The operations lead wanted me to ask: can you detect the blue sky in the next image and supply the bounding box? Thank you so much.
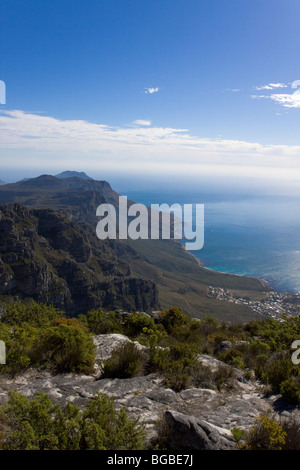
[1,0,300,193]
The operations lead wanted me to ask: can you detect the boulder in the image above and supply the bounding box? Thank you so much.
[217,340,232,354]
[164,410,235,450]
[93,333,147,362]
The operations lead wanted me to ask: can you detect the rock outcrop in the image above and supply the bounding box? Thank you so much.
[165,410,235,450]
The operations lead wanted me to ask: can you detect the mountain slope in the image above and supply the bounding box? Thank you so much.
[0,203,158,315]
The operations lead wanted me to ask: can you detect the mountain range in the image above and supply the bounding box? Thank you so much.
[0,172,269,321]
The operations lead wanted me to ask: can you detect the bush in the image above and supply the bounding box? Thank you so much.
[280,378,300,404]
[280,417,300,450]
[134,324,166,348]
[256,315,300,351]
[0,391,145,450]
[159,307,189,334]
[218,349,245,370]
[31,323,96,373]
[0,391,59,450]
[241,340,270,373]
[231,427,246,446]
[123,312,156,338]
[0,300,64,327]
[0,324,39,374]
[149,343,197,392]
[241,414,287,450]
[261,352,294,393]
[81,393,145,450]
[80,309,121,335]
[213,364,234,391]
[102,342,146,379]
[189,363,215,390]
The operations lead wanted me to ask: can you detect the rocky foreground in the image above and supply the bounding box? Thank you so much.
[0,333,299,450]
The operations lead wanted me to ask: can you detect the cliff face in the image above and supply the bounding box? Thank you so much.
[0,203,158,315]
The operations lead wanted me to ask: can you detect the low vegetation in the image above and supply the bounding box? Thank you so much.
[1,300,300,450]
[0,391,145,450]
[1,301,300,400]
[232,412,300,450]
[0,300,96,374]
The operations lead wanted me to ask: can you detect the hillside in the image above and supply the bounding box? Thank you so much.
[0,174,270,321]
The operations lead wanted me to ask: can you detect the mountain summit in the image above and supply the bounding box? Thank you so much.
[55,171,93,180]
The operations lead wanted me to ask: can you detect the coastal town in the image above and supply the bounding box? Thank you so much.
[208,286,300,318]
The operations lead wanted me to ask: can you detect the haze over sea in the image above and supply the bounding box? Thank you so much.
[123,187,300,295]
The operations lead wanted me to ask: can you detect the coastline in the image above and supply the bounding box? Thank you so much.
[179,241,273,292]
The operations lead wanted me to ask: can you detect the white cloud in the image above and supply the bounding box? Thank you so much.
[144,87,159,94]
[1,110,300,187]
[252,89,300,108]
[225,88,241,92]
[132,119,152,126]
[268,89,300,108]
[256,83,288,90]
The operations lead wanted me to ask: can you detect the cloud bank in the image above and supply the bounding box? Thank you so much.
[0,110,300,188]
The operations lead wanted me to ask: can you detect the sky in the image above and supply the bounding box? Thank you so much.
[1,0,300,194]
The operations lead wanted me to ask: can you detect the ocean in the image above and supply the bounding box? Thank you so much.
[124,189,300,294]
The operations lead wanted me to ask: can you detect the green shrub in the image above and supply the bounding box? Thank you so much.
[241,340,270,373]
[123,312,156,338]
[199,316,220,336]
[261,352,294,393]
[0,391,58,450]
[241,414,287,450]
[0,391,145,450]
[81,393,145,450]
[134,323,166,348]
[213,364,234,391]
[280,378,300,404]
[0,300,64,327]
[31,323,96,373]
[280,417,300,450]
[0,324,39,374]
[218,349,245,369]
[254,315,300,351]
[159,307,189,334]
[102,342,146,379]
[80,309,121,335]
[149,343,197,392]
[231,427,246,446]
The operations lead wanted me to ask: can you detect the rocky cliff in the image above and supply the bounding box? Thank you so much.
[0,203,158,315]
